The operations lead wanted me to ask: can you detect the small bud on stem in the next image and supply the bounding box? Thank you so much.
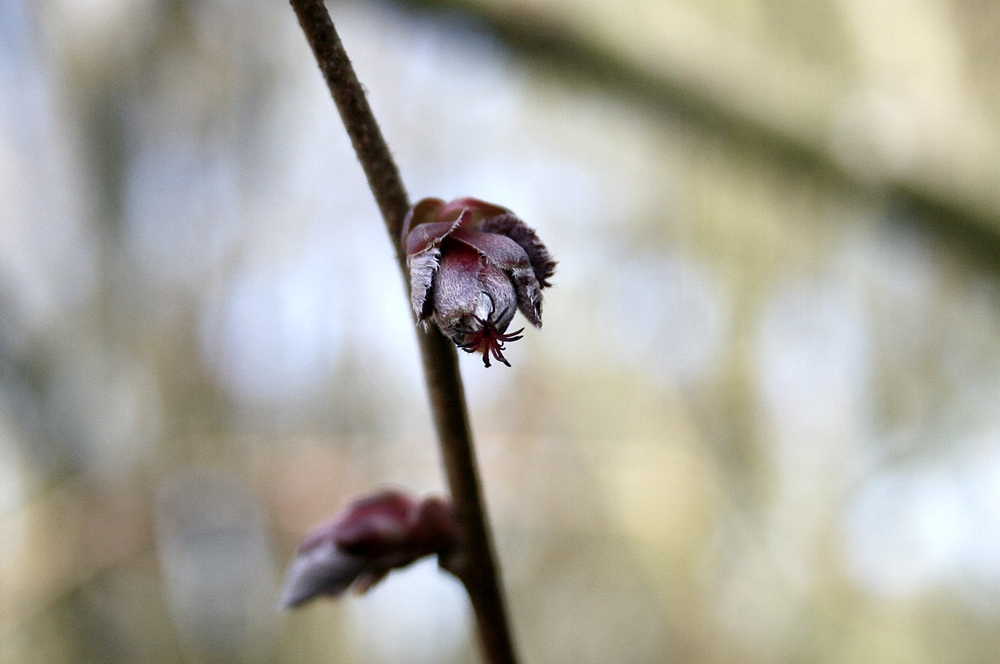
[278,490,457,608]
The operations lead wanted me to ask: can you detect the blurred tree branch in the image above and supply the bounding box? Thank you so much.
[399,0,1000,269]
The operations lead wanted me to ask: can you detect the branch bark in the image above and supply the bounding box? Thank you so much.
[287,2,518,662]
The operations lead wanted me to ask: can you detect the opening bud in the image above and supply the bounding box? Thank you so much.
[403,198,555,367]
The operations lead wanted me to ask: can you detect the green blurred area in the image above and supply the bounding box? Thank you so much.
[3,0,1000,662]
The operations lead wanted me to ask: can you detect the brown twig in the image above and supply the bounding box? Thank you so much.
[287,2,518,663]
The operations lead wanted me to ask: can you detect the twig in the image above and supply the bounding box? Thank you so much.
[287,2,518,663]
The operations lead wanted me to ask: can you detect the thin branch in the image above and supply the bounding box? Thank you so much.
[287,2,518,663]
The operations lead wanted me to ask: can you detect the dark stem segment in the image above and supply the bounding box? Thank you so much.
[416,328,517,664]
[287,2,518,663]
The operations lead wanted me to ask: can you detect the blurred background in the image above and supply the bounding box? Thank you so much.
[3,0,1000,661]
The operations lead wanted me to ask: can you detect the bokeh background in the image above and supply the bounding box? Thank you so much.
[4,0,1000,661]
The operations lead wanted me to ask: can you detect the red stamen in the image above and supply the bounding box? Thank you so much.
[456,320,524,367]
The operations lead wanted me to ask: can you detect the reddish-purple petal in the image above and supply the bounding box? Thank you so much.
[450,228,532,271]
[451,228,543,327]
[333,491,415,555]
[437,197,510,228]
[401,198,445,242]
[432,243,490,323]
[405,220,461,256]
[479,214,556,288]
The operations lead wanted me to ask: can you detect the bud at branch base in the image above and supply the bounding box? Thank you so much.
[278,490,457,608]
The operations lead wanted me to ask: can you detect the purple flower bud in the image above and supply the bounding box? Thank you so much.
[403,198,556,367]
[278,490,457,608]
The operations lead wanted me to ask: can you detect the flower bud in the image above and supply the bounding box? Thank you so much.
[403,198,555,367]
[278,490,457,608]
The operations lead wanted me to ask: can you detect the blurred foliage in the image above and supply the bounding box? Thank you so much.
[3,0,1000,662]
